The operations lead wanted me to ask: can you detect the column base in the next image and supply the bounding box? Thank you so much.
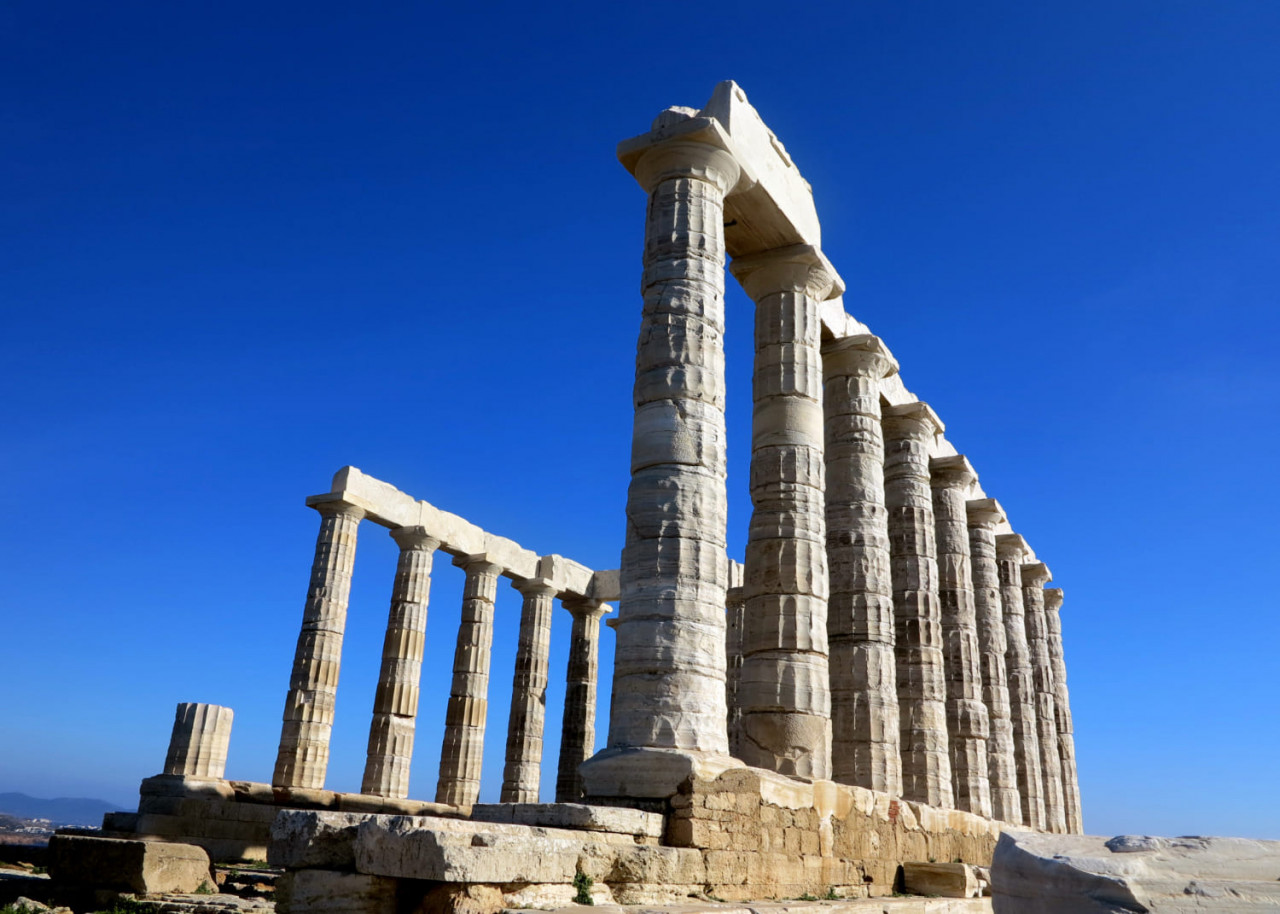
[580,747,744,802]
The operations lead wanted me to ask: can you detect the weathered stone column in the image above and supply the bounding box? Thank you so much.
[557,599,609,802]
[584,122,744,798]
[995,534,1045,830]
[1045,587,1084,833]
[929,456,991,817]
[165,703,233,779]
[436,555,502,808]
[882,402,953,808]
[966,499,1022,824]
[1023,562,1067,834]
[731,244,836,780]
[362,527,439,798]
[823,334,902,794]
[273,498,364,789]
[725,586,746,760]
[500,577,557,803]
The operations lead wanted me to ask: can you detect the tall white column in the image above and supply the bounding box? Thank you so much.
[501,577,557,803]
[436,555,502,808]
[165,703,233,779]
[557,599,608,802]
[822,334,902,794]
[1045,587,1084,833]
[731,244,837,780]
[1023,562,1067,834]
[929,456,991,817]
[966,499,1022,824]
[274,498,364,789]
[995,534,1045,830]
[882,402,953,808]
[725,587,746,760]
[362,527,438,798]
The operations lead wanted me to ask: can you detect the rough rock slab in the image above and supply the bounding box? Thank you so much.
[992,831,1280,913]
[470,803,664,839]
[48,835,213,895]
[903,862,982,898]
[512,900,992,914]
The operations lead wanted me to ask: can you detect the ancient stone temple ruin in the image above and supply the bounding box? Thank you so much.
[87,81,1085,909]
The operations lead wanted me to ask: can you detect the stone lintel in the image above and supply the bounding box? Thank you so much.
[821,333,899,377]
[995,533,1031,560]
[1021,562,1053,587]
[587,569,620,602]
[930,454,978,489]
[729,242,844,301]
[1045,588,1065,611]
[966,497,1006,527]
[883,400,945,435]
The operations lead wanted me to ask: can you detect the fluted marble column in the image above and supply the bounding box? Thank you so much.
[1023,562,1067,834]
[929,456,991,817]
[1045,587,1083,833]
[362,527,439,798]
[725,587,746,760]
[731,244,836,780]
[500,577,557,803]
[557,599,609,802]
[165,703,233,779]
[966,499,1022,824]
[436,555,501,808]
[823,334,902,794]
[274,499,364,789]
[995,534,1045,830]
[595,130,743,794]
[882,402,953,807]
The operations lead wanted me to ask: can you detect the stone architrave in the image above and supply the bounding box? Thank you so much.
[362,526,439,798]
[725,587,746,760]
[882,402,953,808]
[995,534,1046,831]
[556,599,609,802]
[822,334,902,794]
[929,456,991,818]
[731,244,838,780]
[584,115,744,798]
[274,498,364,789]
[500,577,558,803]
[966,499,1022,825]
[436,555,502,808]
[164,703,233,779]
[1045,587,1084,833]
[1023,562,1067,834]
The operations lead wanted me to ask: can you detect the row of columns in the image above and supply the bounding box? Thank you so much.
[605,123,1080,832]
[272,501,609,807]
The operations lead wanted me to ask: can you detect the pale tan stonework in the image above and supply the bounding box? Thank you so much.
[501,577,557,803]
[1022,562,1067,834]
[1045,587,1083,833]
[556,599,609,802]
[164,703,233,780]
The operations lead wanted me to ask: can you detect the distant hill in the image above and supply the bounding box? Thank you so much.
[0,793,126,826]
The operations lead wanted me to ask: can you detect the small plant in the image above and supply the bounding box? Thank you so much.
[927,856,937,863]
[796,893,818,902]
[953,857,963,864]
[823,888,840,900]
[194,881,217,895]
[30,866,48,875]
[94,899,158,914]
[572,869,594,906]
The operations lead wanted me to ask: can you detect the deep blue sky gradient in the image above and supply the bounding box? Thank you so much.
[2,1,1278,838]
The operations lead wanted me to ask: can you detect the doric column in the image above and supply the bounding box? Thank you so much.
[822,334,902,794]
[725,587,746,760]
[362,527,439,798]
[501,577,557,803]
[929,456,991,817]
[436,555,502,808]
[882,402,953,808]
[1045,587,1084,833]
[273,498,364,789]
[586,126,743,798]
[1023,562,1067,834]
[995,534,1045,830]
[966,499,1022,824]
[557,599,609,802]
[730,244,837,780]
[165,703,233,779]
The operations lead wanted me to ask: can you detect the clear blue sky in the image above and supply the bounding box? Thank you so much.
[2,2,1277,839]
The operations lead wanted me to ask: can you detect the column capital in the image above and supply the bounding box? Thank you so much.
[561,597,611,620]
[305,495,367,522]
[1021,562,1053,588]
[729,243,843,302]
[513,576,558,598]
[965,497,1006,527]
[1045,588,1064,612]
[994,533,1030,560]
[453,553,504,577]
[882,401,945,437]
[629,136,743,196]
[929,454,977,489]
[821,333,899,380]
[389,526,440,552]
